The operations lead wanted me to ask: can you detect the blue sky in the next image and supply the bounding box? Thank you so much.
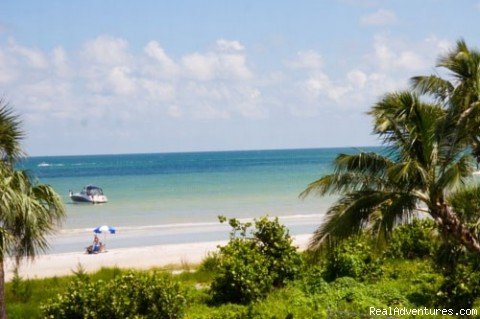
[0,0,479,156]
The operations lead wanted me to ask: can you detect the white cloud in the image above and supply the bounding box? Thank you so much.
[216,39,245,52]
[347,69,367,89]
[182,53,217,81]
[360,9,397,26]
[82,35,130,66]
[0,33,459,155]
[181,41,252,81]
[8,40,48,69]
[144,41,178,77]
[286,50,323,69]
[108,66,136,95]
[0,49,17,83]
[51,46,71,77]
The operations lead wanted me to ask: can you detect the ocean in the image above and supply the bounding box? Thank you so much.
[20,147,379,253]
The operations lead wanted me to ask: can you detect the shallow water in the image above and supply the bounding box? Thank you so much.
[20,147,380,253]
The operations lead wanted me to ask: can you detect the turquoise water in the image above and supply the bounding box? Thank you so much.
[20,147,379,253]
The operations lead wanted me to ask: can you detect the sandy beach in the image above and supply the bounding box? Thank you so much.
[5,234,311,281]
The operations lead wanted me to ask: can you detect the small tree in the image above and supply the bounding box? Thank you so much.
[0,103,65,318]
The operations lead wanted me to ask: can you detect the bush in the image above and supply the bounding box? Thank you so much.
[298,266,329,295]
[387,218,438,259]
[323,236,377,281]
[210,238,273,304]
[434,243,480,310]
[9,267,32,303]
[210,216,302,304]
[42,271,186,319]
[254,216,303,287]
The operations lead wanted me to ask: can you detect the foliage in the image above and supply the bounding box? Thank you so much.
[323,236,378,281]
[253,216,303,287]
[42,271,186,319]
[301,40,480,255]
[0,101,66,319]
[436,263,480,311]
[433,241,480,310]
[210,216,302,304]
[210,238,273,304]
[3,258,455,319]
[297,265,329,295]
[9,267,32,303]
[198,252,220,273]
[387,218,438,259]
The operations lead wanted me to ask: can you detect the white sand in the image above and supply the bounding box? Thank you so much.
[5,234,311,281]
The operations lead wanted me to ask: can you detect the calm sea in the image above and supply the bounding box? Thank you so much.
[20,147,379,253]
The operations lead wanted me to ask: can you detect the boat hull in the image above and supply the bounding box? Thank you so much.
[70,194,108,204]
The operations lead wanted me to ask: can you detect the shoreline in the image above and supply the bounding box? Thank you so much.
[5,234,312,281]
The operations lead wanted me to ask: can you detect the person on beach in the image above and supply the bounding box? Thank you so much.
[86,235,105,254]
[93,235,100,252]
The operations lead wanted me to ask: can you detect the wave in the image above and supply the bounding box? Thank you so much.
[72,162,97,166]
[59,213,325,234]
[38,162,65,167]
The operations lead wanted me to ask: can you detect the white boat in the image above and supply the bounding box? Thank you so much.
[69,185,108,203]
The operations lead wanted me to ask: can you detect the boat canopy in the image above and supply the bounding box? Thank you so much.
[84,185,104,195]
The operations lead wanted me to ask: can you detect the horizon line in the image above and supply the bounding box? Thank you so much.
[26,144,383,158]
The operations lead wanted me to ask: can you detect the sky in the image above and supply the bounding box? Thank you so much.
[0,0,479,156]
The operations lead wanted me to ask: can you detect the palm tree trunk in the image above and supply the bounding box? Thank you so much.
[0,259,6,319]
[433,204,480,253]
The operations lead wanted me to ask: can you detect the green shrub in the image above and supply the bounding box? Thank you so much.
[199,252,220,273]
[387,218,438,259]
[210,238,273,304]
[323,237,377,281]
[210,216,302,304]
[9,267,32,303]
[42,271,186,319]
[298,266,329,295]
[434,243,480,310]
[254,216,303,287]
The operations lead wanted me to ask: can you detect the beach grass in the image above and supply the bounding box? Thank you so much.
[5,257,461,319]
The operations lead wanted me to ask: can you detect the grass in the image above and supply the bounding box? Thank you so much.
[6,257,469,319]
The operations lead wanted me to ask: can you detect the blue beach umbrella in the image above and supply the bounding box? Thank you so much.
[93,225,116,234]
[93,225,116,245]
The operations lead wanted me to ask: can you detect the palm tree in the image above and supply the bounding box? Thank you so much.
[0,102,66,318]
[411,39,480,164]
[301,91,480,253]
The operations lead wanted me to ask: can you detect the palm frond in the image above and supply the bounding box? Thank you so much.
[437,154,474,191]
[0,100,24,162]
[308,190,415,251]
[411,75,454,101]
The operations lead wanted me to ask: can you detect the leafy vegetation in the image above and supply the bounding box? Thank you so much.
[6,39,480,319]
[301,40,480,255]
[0,101,66,319]
[42,271,186,319]
[210,216,302,304]
[387,219,438,259]
[323,235,378,281]
[4,215,477,318]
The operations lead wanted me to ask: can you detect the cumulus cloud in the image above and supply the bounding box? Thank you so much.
[144,41,178,77]
[286,50,323,70]
[216,39,245,52]
[282,34,452,117]
[182,42,252,81]
[81,35,131,66]
[360,9,397,26]
[8,40,49,69]
[0,33,455,151]
[0,35,264,131]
